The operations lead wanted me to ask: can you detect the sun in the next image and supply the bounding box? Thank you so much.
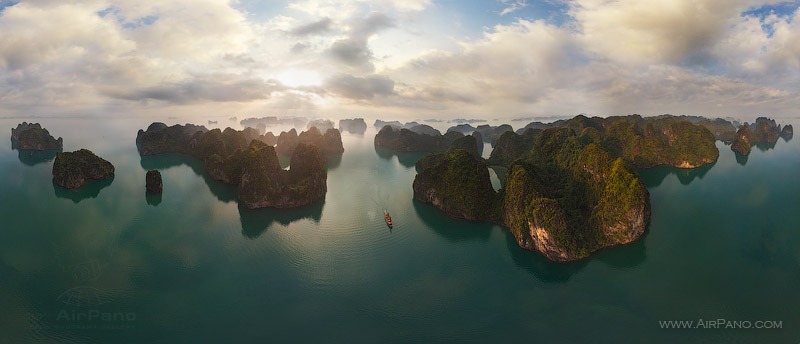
[275,69,323,88]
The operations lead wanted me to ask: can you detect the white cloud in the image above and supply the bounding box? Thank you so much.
[499,0,528,16]
[0,0,797,120]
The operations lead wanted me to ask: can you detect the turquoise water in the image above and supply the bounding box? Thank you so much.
[1,118,799,343]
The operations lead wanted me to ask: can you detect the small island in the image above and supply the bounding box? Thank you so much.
[781,124,793,139]
[11,122,63,150]
[136,123,334,208]
[338,118,368,134]
[52,149,115,189]
[146,170,163,194]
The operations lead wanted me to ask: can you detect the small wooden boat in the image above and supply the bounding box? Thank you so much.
[384,210,393,228]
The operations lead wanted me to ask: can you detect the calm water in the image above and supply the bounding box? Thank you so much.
[1,118,799,343]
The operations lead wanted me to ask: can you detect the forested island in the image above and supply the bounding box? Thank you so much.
[52,149,115,189]
[392,114,792,262]
[10,122,63,150]
[731,117,793,155]
[136,122,340,208]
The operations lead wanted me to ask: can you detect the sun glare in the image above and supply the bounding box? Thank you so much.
[275,69,323,88]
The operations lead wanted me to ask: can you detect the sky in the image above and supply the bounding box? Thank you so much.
[0,0,798,121]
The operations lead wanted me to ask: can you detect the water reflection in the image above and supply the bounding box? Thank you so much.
[14,148,60,166]
[416,198,597,282]
[373,146,426,168]
[754,142,776,152]
[506,233,588,283]
[413,201,492,242]
[327,153,342,170]
[239,201,324,239]
[139,153,327,236]
[735,152,749,166]
[341,127,366,135]
[146,192,162,206]
[741,217,800,270]
[595,227,649,269]
[638,161,717,188]
[489,166,507,190]
[52,177,114,203]
[139,154,237,203]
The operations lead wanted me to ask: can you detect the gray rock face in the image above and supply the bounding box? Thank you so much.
[146,170,163,194]
[338,118,367,134]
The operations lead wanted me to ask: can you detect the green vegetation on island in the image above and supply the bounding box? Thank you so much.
[374,125,465,152]
[137,123,334,208]
[729,117,791,156]
[11,122,63,150]
[491,115,719,169]
[413,126,650,262]
[413,149,501,222]
[731,125,752,156]
[52,149,115,189]
[420,113,792,261]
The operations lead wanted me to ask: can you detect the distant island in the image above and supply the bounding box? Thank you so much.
[10,122,63,150]
[373,120,442,137]
[338,118,367,134]
[240,116,308,131]
[52,149,115,189]
[374,125,464,152]
[407,114,792,262]
[731,117,793,156]
[136,122,339,208]
[447,123,513,146]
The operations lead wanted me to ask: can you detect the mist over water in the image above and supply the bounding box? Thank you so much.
[1,118,798,343]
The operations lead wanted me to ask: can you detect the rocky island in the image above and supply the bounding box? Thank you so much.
[146,170,163,193]
[137,123,334,208]
[374,125,464,152]
[11,122,63,150]
[338,118,367,134]
[52,149,115,189]
[491,115,719,169]
[414,126,650,262]
[307,119,334,132]
[729,117,791,156]
[781,124,793,139]
[412,114,739,262]
[447,123,514,146]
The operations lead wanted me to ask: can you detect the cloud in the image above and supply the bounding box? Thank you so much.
[499,0,528,16]
[388,20,581,105]
[326,12,396,72]
[289,0,431,17]
[329,38,374,70]
[289,17,332,36]
[100,77,284,103]
[291,42,310,53]
[325,73,395,99]
[0,0,798,120]
[567,0,792,67]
